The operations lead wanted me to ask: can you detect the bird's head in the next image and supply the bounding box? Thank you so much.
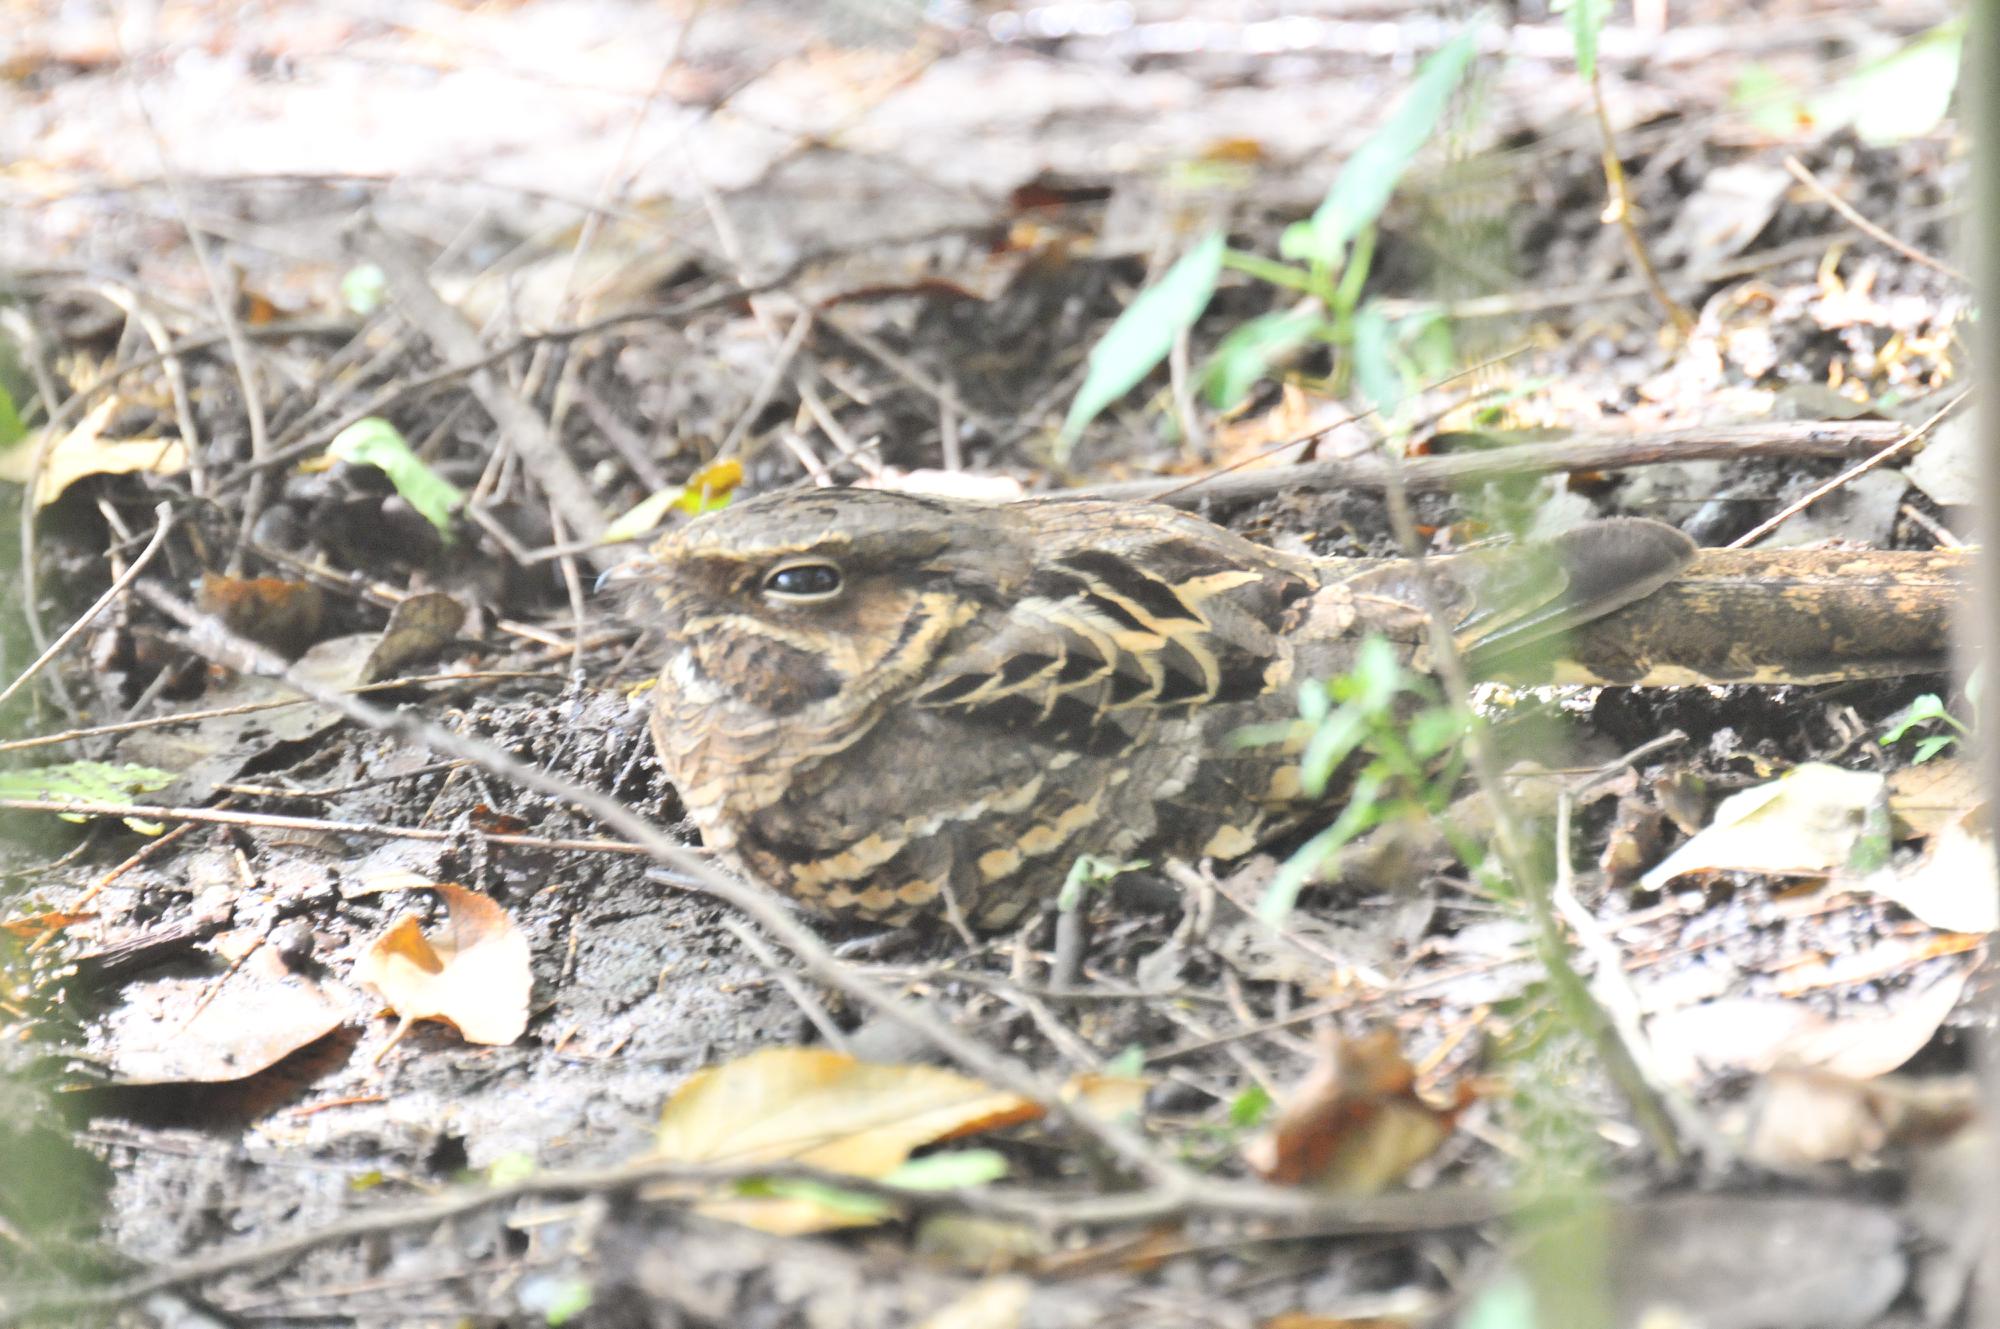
[625,488,1030,728]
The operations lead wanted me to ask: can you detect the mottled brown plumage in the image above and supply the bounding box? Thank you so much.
[631,489,1694,927]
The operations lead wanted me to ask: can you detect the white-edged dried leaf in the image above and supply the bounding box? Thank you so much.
[1736,1068,1976,1170]
[1643,764,1890,890]
[353,883,530,1045]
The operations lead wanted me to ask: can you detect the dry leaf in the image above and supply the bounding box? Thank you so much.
[1849,805,1997,934]
[198,573,327,657]
[360,592,466,683]
[1642,764,1889,890]
[1737,1067,1976,1170]
[1648,963,1973,1085]
[1242,1030,1465,1193]
[653,1047,1038,1234]
[1887,758,1981,838]
[103,946,345,1085]
[0,397,187,508]
[0,911,96,940]
[354,884,531,1045]
[1063,1073,1150,1122]
[912,1277,1032,1329]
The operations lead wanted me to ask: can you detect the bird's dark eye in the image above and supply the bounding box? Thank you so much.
[761,561,844,601]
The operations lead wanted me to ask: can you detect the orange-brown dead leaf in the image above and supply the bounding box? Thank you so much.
[198,572,327,658]
[1243,1030,1468,1193]
[353,883,530,1046]
[1,911,96,940]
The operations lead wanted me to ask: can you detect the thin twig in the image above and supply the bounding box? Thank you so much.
[0,1149,1512,1325]
[1589,68,1692,335]
[349,215,609,552]
[121,65,274,567]
[1725,390,1968,548]
[0,798,655,858]
[0,671,557,755]
[1782,154,1967,282]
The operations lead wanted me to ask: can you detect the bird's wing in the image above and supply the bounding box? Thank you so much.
[1337,518,1698,672]
[912,502,1314,753]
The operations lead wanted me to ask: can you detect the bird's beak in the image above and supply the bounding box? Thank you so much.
[593,556,652,595]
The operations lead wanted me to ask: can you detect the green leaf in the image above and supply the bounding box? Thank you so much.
[540,1278,594,1327]
[1298,678,1332,726]
[1847,794,1893,875]
[1062,232,1227,445]
[1732,63,1808,136]
[485,1152,537,1186]
[340,263,388,317]
[328,418,465,537]
[0,383,24,450]
[1350,302,1404,420]
[1914,734,1955,763]
[738,1176,897,1221]
[1349,635,1408,714]
[1459,1273,1540,1329]
[1279,24,1482,268]
[1880,693,1949,746]
[1299,706,1368,799]
[1104,1045,1147,1078]
[1058,853,1148,910]
[1228,1083,1274,1128]
[882,1149,1009,1191]
[1407,706,1468,761]
[1200,307,1323,410]
[1558,0,1613,80]
[0,761,177,821]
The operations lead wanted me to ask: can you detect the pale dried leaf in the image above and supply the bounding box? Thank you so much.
[104,947,345,1085]
[1737,1068,1976,1170]
[1887,758,1981,839]
[653,1048,1038,1235]
[913,1276,1031,1329]
[656,1047,1036,1173]
[0,398,187,508]
[353,883,531,1045]
[1649,964,1971,1084]
[1642,764,1889,889]
[1851,806,1997,934]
